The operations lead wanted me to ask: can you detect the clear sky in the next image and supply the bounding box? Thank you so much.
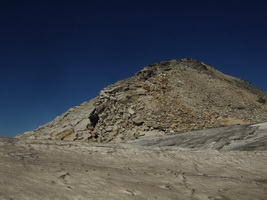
[1,0,266,137]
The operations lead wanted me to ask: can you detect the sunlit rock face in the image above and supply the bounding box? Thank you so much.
[16,58,267,142]
[5,59,267,200]
[1,122,267,200]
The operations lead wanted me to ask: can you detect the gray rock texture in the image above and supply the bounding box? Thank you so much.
[1,122,267,200]
[16,58,267,142]
[130,122,267,150]
[4,58,267,199]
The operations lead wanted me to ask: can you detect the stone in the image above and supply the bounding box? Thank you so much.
[28,135,37,139]
[128,108,135,115]
[91,132,98,139]
[129,122,267,151]
[132,116,144,126]
[77,131,92,140]
[110,130,118,136]
[112,125,118,131]
[124,130,136,140]
[54,128,75,140]
[122,113,129,120]
[1,135,267,200]
[134,88,147,95]
[38,134,52,140]
[170,123,177,128]
[137,68,155,80]
[105,126,113,132]
[74,118,90,131]
[63,133,77,141]
[16,58,267,143]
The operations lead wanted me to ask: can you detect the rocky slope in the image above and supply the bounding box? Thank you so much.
[16,58,267,142]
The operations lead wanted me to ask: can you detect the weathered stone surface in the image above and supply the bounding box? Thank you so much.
[6,58,267,199]
[54,128,75,140]
[16,58,267,142]
[132,116,144,126]
[63,133,77,141]
[130,122,267,150]
[128,108,135,115]
[1,132,267,200]
[74,118,90,131]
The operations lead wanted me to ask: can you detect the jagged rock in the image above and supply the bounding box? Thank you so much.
[74,118,90,131]
[16,58,267,142]
[128,108,135,115]
[132,116,144,126]
[54,128,75,140]
[105,126,113,132]
[123,130,136,140]
[63,133,77,141]
[137,68,155,80]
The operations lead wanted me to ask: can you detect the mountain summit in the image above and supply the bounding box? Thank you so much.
[16,58,267,142]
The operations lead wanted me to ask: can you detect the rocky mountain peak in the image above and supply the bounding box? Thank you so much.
[16,58,267,142]
[137,58,212,77]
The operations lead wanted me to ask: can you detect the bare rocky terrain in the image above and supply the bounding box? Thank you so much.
[16,58,267,142]
[1,122,267,200]
[1,58,267,199]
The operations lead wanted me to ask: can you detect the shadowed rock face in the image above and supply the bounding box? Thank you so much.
[1,122,267,200]
[16,58,267,142]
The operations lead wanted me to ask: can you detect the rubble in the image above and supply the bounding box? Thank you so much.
[16,58,267,142]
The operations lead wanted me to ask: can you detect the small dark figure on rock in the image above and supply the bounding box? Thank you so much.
[89,113,99,127]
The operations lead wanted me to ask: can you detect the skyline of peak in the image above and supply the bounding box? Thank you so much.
[1,0,267,137]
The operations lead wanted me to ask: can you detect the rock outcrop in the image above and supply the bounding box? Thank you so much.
[16,58,267,142]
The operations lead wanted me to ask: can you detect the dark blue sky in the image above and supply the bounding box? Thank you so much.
[1,0,266,137]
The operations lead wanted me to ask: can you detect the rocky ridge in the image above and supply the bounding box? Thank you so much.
[16,58,267,142]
